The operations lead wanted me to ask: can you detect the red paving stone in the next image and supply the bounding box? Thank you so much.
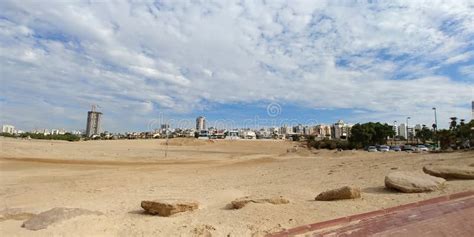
[268,191,474,237]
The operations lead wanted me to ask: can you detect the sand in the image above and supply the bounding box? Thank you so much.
[0,137,473,236]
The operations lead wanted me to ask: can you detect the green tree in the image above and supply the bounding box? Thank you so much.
[449,117,458,130]
[349,122,394,149]
[415,126,433,143]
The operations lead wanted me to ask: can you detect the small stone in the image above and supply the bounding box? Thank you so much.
[141,199,199,216]
[315,186,361,201]
[230,196,289,209]
[385,171,445,193]
[423,165,474,179]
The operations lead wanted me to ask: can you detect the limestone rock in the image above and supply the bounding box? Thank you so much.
[315,186,361,201]
[385,171,445,193]
[230,196,289,209]
[22,207,102,231]
[423,165,474,179]
[141,199,199,216]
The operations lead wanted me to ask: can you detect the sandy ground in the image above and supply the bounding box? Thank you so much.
[0,137,473,236]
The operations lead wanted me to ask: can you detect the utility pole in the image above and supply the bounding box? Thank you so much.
[406,117,411,143]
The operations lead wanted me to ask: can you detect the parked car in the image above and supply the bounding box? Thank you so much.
[402,145,415,151]
[378,145,390,152]
[390,145,401,152]
[416,144,429,151]
[367,146,378,152]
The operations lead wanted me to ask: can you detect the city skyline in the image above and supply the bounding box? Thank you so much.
[1,1,473,132]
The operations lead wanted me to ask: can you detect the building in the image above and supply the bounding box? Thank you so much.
[86,109,102,137]
[414,124,423,136]
[392,124,399,137]
[196,116,206,131]
[398,123,407,139]
[331,120,352,140]
[314,125,331,139]
[280,125,293,135]
[2,124,15,134]
[472,101,473,120]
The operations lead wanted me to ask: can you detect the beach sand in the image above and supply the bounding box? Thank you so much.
[1,137,473,236]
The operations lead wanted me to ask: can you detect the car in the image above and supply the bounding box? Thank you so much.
[378,145,390,152]
[390,146,401,152]
[367,146,378,152]
[416,145,429,151]
[402,145,415,151]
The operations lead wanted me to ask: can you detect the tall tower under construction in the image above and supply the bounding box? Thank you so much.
[86,105,102,137]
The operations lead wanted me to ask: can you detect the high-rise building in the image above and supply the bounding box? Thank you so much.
[86,108,102,137]
[398,123,407,139]
[472,101,473,120]
[196,116,206,131]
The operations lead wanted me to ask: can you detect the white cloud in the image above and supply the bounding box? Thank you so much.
[0,0,473,131]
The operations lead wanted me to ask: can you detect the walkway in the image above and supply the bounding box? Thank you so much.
[269,190,474,237]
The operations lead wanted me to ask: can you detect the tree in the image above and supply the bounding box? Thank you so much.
[449,117,458,130]
[349,122,395,149]
[415,127,433,143]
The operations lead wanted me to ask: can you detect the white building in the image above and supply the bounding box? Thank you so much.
[332,120,352,139]
[241,130,256,139]
[2,124,15,134]
[398,123,407,139]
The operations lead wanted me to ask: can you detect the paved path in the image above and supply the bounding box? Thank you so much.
[269,191,474,237]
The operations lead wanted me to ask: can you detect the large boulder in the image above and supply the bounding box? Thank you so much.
[423,165,474,179]
[315,186,361,201]
[385,171,445,193]
[22,207,102,231]
[141,199,199,216]
[230,196,289,209]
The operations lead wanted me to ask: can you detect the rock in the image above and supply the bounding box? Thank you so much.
[141,199,199,216]
[230,196,289,209]
[22,207,102,231]
[0,208,35,222]
[315,186,361,201]
[385,171,445,193]
[423,165,474,179]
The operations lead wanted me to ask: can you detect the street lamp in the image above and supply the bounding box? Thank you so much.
[432,107,439,149]
[393,120,397,145]
[406,117,411,143]
[432,107,438,132]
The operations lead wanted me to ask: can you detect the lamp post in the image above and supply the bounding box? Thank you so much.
[393,120,397,145]
[406,117,411,143]
[432,107,439,149]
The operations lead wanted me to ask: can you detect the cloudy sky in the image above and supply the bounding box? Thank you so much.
[1,0,473,132]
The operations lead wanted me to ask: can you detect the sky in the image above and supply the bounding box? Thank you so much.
[1,0,473,132]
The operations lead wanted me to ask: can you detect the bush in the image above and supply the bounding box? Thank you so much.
[308,138,353,150]
[19,132,80,142]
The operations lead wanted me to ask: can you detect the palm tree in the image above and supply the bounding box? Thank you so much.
[449,117,458,130]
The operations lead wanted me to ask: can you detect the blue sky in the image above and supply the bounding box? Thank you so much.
[0,0,473,132]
